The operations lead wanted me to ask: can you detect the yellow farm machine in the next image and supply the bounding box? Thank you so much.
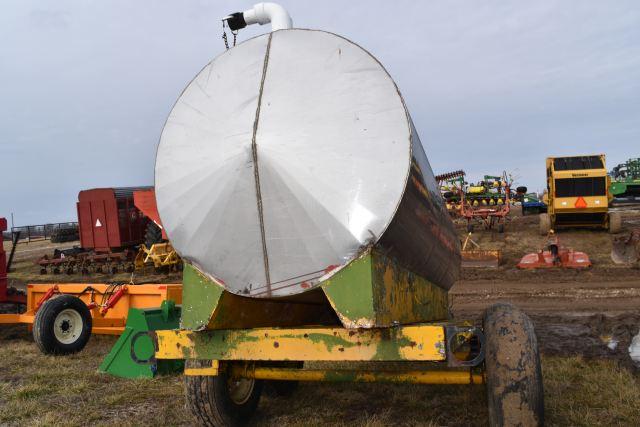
[540,154,621,234]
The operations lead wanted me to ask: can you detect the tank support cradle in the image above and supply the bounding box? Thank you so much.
[152,322,485,385]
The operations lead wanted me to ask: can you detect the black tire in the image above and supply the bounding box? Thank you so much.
[33,294,92,355]
[608,211,622,234]
[185,360,263,427]
[483,303,544,427]
[144,222,164,248]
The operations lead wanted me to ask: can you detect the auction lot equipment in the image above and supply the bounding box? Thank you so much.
[459,173,512,233]
[35,187,181,274]
[137,4,545,426]
[0,283,181,355]
[521,193,547,216]
[460,233,501,268]
[540,155,620,234]
[609,157,640,201]
[517,232,591,269]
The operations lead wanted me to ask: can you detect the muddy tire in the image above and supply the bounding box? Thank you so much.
[483,303,544,427]
[144,222,163,248]
[33,294,92,355]
[539,213,551,236]
[608,211,622,234]
[185,360,263,427]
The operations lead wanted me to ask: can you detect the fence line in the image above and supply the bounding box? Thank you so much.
[11,222,79,243]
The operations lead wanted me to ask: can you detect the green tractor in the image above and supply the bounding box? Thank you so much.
[609,158,640,201]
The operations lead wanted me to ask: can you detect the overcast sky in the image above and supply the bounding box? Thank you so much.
[1,1,639,226]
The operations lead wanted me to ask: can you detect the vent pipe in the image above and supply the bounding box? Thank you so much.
[224,3,293,32]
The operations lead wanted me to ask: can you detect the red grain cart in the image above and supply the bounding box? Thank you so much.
[77,187,152,251]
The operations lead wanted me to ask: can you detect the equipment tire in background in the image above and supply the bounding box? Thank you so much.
[33,294,92,355]
[538,213,551,236]
[483,303,544,427]
[185,360,263,426]
[608,211,622,234]
[144,222,164,248]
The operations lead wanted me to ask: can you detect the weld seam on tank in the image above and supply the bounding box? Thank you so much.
[251,32,275,295]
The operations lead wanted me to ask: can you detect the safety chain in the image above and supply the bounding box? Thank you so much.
[222,20,237,50]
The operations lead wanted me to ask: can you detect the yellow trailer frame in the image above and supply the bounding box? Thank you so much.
[155,323,485,385]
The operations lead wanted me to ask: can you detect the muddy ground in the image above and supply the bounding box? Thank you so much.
[450,206,640,366]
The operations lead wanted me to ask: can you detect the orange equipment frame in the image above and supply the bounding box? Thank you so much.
[0,283,181,335]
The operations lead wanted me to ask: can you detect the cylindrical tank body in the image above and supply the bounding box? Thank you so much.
[155,29,460,299]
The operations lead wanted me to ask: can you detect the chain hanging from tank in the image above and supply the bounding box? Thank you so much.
[221,20,237,50]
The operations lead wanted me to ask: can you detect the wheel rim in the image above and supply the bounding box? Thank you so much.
[53,308,83,344]
[227,377,255,405]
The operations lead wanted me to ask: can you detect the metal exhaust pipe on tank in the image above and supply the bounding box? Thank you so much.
[223,2,293,32]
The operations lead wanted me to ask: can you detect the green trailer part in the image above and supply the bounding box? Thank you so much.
[99,300,183,378]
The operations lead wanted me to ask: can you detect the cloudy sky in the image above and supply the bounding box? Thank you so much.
[1,1,639,225]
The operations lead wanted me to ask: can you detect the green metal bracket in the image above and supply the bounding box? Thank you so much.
[99,300,184,379]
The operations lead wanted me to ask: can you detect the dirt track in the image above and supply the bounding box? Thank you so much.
[450,207,640,365]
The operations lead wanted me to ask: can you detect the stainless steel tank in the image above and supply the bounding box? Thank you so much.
[155,29,460,298]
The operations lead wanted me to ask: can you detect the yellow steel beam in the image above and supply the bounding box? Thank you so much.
[156,324,447,362]
[230,365,484,385]
[185,360,219,376]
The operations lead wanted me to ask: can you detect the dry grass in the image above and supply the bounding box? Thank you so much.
[1,324,638,426]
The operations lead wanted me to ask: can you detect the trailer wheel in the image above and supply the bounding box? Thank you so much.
[185,360,263,427]
[609,211,622,234]
[483,303,544,427]
[33,294,92,355]
[539,213,551,235]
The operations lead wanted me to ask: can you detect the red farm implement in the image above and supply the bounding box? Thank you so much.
[459,182,511,233]
[517,232,591,269]
[35,187,179,274]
